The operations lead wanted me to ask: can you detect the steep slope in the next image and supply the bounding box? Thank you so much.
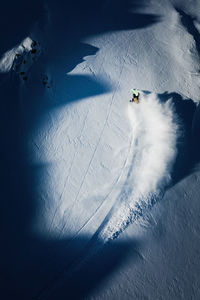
[1,0,200,299]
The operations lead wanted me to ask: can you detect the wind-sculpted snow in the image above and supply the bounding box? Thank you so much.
[99,93,178,241]
[0,37,33,73]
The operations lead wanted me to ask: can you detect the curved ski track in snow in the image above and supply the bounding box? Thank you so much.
[97,93,178,241]
[35,93,179,300]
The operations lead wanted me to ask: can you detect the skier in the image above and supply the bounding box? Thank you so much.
[130,88,140,103]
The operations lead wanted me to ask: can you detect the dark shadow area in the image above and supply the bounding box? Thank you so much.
[0,1,160,299]
[191,102,200,169]
[2,232,139,300]
[157,91,199,184]
[171,7,200,174]
[172,7,200,173]
[0,1,44,56]
[174,6,200,59]
[32,238,140,300]
[46,0,160,36]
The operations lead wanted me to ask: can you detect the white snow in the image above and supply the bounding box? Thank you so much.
[1,0,200,299]
[99,93,178,241]
[0,37,33,73]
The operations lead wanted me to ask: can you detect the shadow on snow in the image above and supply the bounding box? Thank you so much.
[157,91,200,184]
[0,1,160,299]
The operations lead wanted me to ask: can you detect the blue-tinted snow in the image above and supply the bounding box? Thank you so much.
[1,0,200,299]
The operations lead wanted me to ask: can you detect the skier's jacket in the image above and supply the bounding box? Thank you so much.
[130,89,139,97]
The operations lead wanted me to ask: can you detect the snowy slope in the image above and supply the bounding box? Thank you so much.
[1,0,200,299]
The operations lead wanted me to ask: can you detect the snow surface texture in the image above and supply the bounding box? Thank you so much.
[99,93,178,241]
[1,0,200,299]
[0,37,33,73]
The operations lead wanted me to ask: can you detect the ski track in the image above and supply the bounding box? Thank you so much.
[47,109,90,235]
[97,92,178,242]
[55,126,133,248]
[70,36,131,209]
[54,40,132,239]
[35,93,179,300]
[60,93,178,274]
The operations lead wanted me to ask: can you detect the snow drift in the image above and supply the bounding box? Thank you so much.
[0,37,33,73]
[98,93,178,241]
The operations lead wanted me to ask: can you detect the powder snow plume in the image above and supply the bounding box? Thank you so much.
[98,92,178,241]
